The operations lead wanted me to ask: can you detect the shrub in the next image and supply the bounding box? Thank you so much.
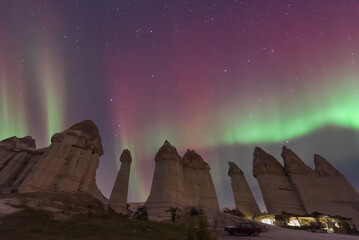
[165,206,181,223]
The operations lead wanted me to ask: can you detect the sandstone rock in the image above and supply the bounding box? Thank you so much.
[253,147,306,215]
[18,120,105,202]
[146,141,183,221]
[109,149,132,214]
[182,150,219,211]
[253,146,359,228]
[146,142,220,221]
[314,154,341,176]
[282,146,313,175]
[314,154,359,227]
[0,136,36,149]
[0,136,42,193]
[228,161,260,218]
[0,136,36,168]
[281,146,329,215]
[0,191,107,219]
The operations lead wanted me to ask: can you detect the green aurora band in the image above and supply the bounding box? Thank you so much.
[35,44,66,144]
[0,69,28,140]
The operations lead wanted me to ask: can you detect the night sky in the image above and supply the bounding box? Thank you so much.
[1,0,359,210]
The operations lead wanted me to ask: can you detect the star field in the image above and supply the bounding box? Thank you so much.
[0,0,358,210]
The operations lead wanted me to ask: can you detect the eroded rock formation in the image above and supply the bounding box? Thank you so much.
[109,149,132,214]
[0,136,44,193]
[146,141,219,221]
[314,154,359,226]
[20,120,104,201]
[281,146,329,215]
[228,161,260,218]
[253,147,306,215]
[146,141,183,220]
[182,150,219,211]
[0,120,105,202]
[254,146,359,227]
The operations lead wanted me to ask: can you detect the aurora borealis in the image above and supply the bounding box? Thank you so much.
[1,0,359,210]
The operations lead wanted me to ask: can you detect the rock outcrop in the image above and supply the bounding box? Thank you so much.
[0,120,105,202]
[253,147,306,215]
[182,150,219,211]
[228,161,260,218]
[314,154,359,226]
[282,146,329,215]
[0,136,36,168]
[109,149,132,214]
[146,141,183,220]
[254,146,359,227]
[0,136,44,193]
[146,141,219,221]
[19,120,104,201]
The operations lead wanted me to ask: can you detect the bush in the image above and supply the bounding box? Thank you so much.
[196,216,213,240]
[222,207,245,218]
[165,206,181,223]
[135,206,148,221]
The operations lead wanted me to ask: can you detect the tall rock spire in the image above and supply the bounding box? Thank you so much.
[313,154,359,227]
[228,161,260,217]
[146,140,183,221]
[253,147,286,177]
[253,147,306,215]
[282,146,313,174]
[182,150,219,211]
[109,149,132,214]
[146,142,220,221]
[281,146,324,215]
[314,154,341,176]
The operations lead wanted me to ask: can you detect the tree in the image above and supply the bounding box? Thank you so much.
[166,206,181,223]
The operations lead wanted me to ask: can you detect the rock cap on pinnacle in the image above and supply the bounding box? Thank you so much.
[0,136,36,149]
[51,120,104,155]
[253,146,285,177]
[314,154,341,176]
[120,149,132,163]
[228,161,243,176]
[281,146,313,174]
[155,140,181,161]
[182,149,210,170]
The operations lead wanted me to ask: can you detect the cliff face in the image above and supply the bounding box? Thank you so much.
[0,120,105,202]
[109,149,132,214]
[228,161,260,217]
[253,147,306,215]
[146,142,219,221]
